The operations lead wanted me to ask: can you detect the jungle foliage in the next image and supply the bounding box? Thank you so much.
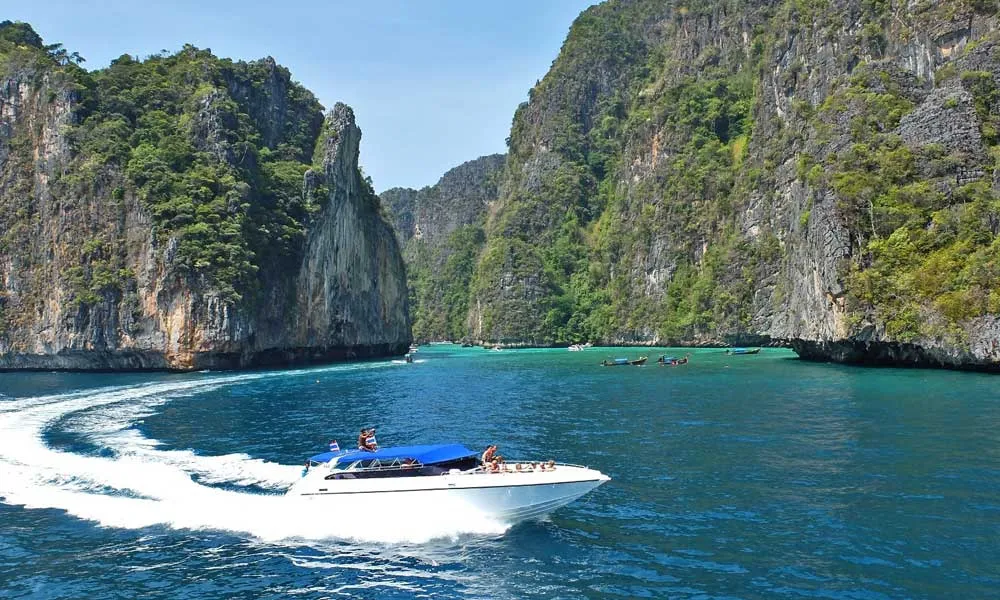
[0,22,326,305]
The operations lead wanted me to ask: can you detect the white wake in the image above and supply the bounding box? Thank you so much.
[0,365,509,543]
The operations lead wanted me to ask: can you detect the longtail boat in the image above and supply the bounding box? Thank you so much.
[601,357,648,366]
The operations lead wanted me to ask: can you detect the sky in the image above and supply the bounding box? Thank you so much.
[7,1,600,192]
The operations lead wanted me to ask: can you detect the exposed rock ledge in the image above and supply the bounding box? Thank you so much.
[0,343,406,372]
[791,317,1000,372]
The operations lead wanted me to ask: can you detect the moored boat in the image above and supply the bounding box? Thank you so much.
[725,347,760,355]
[657,355,689,365]
[288,444,610,523]
[601,357,647,366]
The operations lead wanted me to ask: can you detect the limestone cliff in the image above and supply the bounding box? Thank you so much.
[0,24,410,370]
[382,154,504,342]
[408,1,1000,370]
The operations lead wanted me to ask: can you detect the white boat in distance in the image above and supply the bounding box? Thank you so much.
[287,444,610,523]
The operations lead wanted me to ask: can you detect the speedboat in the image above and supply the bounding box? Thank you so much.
[287,444,610,523]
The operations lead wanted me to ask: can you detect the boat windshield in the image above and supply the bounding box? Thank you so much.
[332,457,421,471]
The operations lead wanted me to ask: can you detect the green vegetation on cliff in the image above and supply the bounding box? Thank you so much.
[472,0,763,344]
[1,21,325,307]
[387,0,1000,357]
[382,154,504,342]
[407,225,485,340]
[77,47,323,301]
[1,21,411,368]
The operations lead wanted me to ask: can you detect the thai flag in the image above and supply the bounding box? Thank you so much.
[329,440,340,452]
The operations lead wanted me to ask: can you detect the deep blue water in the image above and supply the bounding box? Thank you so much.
[1,346,999,599]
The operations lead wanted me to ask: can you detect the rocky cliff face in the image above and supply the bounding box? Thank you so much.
[406,1,1000,369]
[0,25,410,370]
[382,154,504,342]
[383,154,504,250]
[289,105,410,360]
[739,0,1000,370]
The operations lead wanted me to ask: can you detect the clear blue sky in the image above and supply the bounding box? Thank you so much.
[9,1,599,191]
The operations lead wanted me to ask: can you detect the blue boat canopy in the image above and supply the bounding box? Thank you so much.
[308,451,344,464]
[309,443,477,466]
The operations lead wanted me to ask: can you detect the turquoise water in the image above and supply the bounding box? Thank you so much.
[1,346,998,599]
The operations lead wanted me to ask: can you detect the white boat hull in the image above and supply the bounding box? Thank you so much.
[287,465,609,524]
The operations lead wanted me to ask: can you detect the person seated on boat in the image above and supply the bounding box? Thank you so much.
[358,428,378,451]
[402,457,417,469]
[481,444,497,466]
[546,460,556,471]
[364,428,378,451]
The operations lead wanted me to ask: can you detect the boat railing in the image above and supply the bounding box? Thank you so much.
[466,461,590,474]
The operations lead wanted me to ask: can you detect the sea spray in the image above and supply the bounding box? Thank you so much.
[0,362,509,544]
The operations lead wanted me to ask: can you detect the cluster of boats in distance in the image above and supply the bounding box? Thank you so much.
[413,342,764,366]
[598,348,760,367]
[600,355,686,366]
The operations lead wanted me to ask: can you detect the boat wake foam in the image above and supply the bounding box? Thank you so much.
[0,365,510,544]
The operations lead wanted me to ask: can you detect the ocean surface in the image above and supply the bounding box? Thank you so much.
[1,346,998,599]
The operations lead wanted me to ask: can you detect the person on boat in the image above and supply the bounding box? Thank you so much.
[481,445,497,465]
[547,460,556,470]
[364,428,378,451]
[358,428,378,451]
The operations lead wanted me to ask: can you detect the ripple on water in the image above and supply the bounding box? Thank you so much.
[1,347,999,598]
